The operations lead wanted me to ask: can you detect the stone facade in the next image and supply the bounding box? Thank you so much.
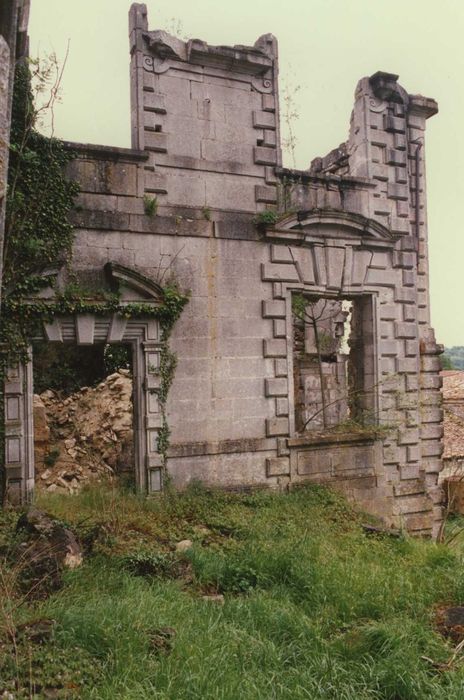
[5,3,444,536]
[0,0,30,295]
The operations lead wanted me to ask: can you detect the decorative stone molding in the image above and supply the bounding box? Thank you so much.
[4,264,170,502]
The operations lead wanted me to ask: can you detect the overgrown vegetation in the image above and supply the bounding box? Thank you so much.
[2,61,79,370]
[252,210,278,229]
[1,59,189,496]
[2,484,464,698]
[443,347,464,370]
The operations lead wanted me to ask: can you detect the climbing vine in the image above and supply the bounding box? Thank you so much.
[1,60,189,499]
[2,61,79,372]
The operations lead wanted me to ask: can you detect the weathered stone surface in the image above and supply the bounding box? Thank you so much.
[6,7,442,538]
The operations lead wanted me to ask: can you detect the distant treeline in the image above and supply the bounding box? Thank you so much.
[442,347,464,370]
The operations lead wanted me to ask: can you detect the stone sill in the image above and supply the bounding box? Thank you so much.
[288,431,379,449]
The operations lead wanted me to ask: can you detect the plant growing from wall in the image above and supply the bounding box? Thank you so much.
[281,73,302,169]
[202,206,211,221]
[143,194,158,217]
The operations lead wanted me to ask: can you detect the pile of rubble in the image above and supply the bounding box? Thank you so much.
[34,370,134,493]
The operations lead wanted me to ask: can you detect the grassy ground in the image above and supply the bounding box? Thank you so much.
[2,483,464,699]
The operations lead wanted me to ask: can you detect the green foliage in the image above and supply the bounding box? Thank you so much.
[0,638,102,698]
[103,344,131,375]
[143,194,158,217]
[441,354,455,370]
[1,62,78,379]
[1,484,463,697]
[33,342,107,394]
[202,206,211,221]
[252,209,278,228]
[121,550,180,579]
[443,347,463,369]
[32,342,132,395]
[5,63,79,297]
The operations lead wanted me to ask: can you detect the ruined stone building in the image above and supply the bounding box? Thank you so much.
[4,3,444,536]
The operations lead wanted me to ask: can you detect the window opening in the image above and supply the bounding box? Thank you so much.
[292,295,375,434]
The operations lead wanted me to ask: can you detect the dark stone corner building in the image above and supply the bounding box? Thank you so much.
[1,3,445,536]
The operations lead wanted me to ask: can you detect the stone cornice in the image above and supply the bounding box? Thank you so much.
[143,30,274,76]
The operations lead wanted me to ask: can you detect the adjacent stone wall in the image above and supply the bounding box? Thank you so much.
[0,0,30,297]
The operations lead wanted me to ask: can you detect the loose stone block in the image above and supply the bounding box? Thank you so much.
[394,479,424,496]
[383,114,406,133]
[386,149,407,166]
[420,424,444,440]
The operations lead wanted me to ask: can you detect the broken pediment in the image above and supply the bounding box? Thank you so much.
[266,210,396,248]
[21,263,165,305]
[105,262,165,303]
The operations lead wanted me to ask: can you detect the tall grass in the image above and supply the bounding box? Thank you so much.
[2,484,464,698]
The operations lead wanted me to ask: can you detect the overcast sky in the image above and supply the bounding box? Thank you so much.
[28,0,464,347]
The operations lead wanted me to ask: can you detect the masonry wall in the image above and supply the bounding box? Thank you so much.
[0,0,30,296]
[55,3,444,536]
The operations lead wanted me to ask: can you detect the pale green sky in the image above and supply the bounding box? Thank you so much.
[29,0,464,346]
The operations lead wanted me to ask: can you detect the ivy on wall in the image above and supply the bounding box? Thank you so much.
[1,62,188,497]
[2,62,79,370]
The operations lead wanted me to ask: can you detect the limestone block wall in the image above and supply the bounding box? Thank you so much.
[10,4,440,536]
[0,0,30,296]
[129,3,280,214]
